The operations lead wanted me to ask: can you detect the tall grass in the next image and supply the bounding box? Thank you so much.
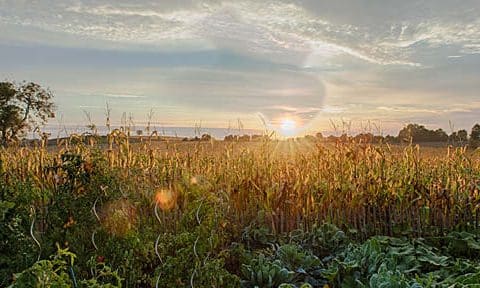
[2,134,479,240]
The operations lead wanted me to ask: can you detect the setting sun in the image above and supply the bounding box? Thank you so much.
[280,118,297,136]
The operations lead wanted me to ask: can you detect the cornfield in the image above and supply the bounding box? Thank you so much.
[1,133,480,287]
[3,135,479,235]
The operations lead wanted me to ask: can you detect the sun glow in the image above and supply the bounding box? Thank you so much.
[279,118,297,136]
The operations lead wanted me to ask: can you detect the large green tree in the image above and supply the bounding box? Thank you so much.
[0,81,55,144]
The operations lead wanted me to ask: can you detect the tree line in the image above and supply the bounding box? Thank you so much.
[221,123,480,147]
[1,80,479,148]
[391,123,478,147]
[302,123,480,148]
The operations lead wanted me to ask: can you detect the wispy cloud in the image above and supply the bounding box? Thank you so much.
[377,106,441,114]
[377,103,480,115]
[1,0,479,132]
[104,93,147,99]
[2,1,478,67]
[320,105,346,114]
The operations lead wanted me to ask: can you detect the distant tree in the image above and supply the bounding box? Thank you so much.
[0,81,55,144]
[449,131,457,141]
[238,135,251,142]
[354,133,374,143]
[373,135,385,144]
[398,124,413,142]
[434,129,449,142]
[201,133,212,141]
[458,130,468,142]
[303,135,316,142]
[384,135,398,143]
[251,134,266,141]
[398,124,448,143]
[470,124,480,148]
[399,124,426,142]
[449,129,468,144]
[315,132,323,140]
[224,135,235,142]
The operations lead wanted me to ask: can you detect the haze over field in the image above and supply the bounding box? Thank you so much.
[1,0,479,136]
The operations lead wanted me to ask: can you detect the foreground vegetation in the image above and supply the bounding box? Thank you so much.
[1,134,480,287]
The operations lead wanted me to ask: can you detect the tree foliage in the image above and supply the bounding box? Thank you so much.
[470,124,480,148]
[398,124,448,143]
[450,129,469,143]
[0,81,55,144]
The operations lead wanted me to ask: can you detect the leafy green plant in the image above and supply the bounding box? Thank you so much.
[155,190,240,287]
[290,223,349,259]
[9,244,121,288]
[445,231,480,258]
[241,254,294,288]
[276,244,321,272]
[368,264,421,288]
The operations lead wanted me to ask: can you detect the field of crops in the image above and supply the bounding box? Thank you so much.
[2,134,480,287]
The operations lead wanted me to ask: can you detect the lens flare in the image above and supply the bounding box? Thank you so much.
[100,199,137,237]
[155,188,176,211]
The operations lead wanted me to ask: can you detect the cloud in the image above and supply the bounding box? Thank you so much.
[2,0,478,67]
[1,0,480,133]
[104,93,147,99]
[320,105,346,114]
[377,106,441,114]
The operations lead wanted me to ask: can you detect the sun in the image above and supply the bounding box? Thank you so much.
[280,118,297,136]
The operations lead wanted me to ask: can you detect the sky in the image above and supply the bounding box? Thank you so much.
[0,0,479,136]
